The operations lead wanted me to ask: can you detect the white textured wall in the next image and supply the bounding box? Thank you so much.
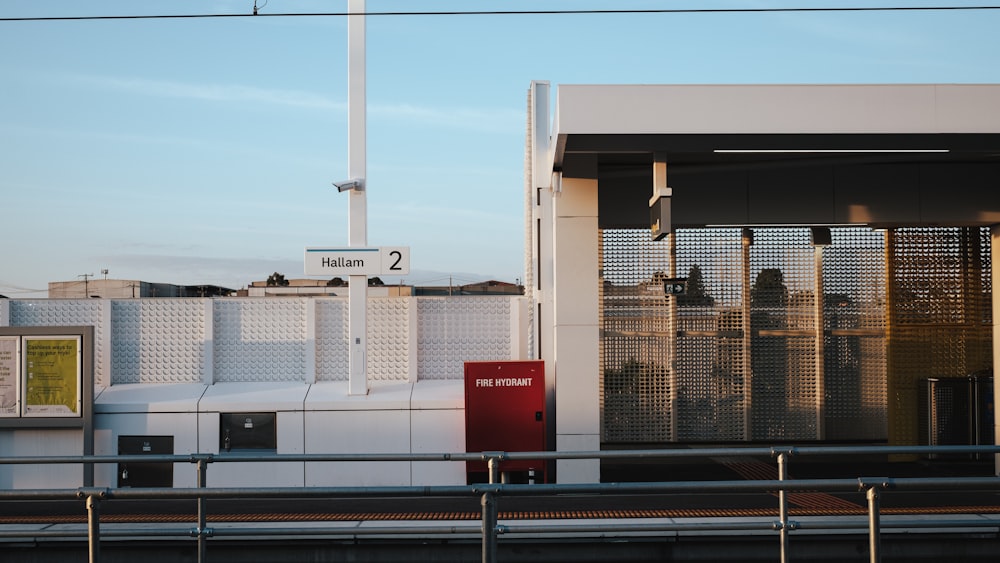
[3,296,527,487]
[213,299,310,383]
[416,297,515,380]
[7,296,522,386]
[111,299,208,384]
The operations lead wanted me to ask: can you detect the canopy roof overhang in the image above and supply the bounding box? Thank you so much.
[547,84,1000,229]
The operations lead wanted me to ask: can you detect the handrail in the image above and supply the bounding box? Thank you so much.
[2,443,997,465]
[2,445,999,563]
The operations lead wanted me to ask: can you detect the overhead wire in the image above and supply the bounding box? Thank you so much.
[2,5,1000,22]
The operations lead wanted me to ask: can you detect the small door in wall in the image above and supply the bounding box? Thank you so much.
[220,413,277,452]
[118,435,174,487]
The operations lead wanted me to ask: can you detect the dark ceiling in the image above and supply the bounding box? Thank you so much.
[559,133,1000,178]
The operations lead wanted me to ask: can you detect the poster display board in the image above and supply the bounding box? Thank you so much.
[0,327,92,423]
[23,336,81,417]
[0,336,18,417]
[0,326,94,485]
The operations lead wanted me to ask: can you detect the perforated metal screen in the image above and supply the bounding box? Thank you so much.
[600,226,905,444]
[822,228,888,441]
[747,229,821,441]
[887,227,993,446]
[600,229,674,442]
[674,229,748,442]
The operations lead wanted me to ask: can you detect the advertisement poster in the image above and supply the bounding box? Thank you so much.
[23,337,81,417]
[0,337,17,417]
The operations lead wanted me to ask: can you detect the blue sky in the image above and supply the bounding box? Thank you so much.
[2,1,999,297]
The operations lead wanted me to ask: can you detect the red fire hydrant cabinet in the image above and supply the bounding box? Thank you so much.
[464,360,548,483]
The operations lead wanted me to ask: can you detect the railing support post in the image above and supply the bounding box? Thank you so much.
[86,493,101,563]
[481,491,498,563]
[777,452,790,563]
[488,455,500,485]
[867,485,881,563]
[197,456,210,563]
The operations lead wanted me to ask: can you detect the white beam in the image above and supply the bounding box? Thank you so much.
[348,0,368,395]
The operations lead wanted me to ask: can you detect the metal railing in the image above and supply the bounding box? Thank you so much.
[2,445,999,563]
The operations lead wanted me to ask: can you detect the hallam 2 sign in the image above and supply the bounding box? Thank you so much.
[303,246,410,276]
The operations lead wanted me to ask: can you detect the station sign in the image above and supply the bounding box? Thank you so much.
[304,246,410,276]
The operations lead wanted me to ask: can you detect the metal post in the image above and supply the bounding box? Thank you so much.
[86,493,101,563]
[347,0,369,396]
[991,226,1000,476]
[197,457,209,563]
[867,485,881,563]
[741,228,753,440]
[665,204,679,441]
[488,456,500,485]
[481,491,498,563]
[777,452,789,563]
[813,237,826,440]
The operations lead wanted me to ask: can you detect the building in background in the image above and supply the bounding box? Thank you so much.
[48,279,234,299]
[414,280,523,296]
[242,278,411,297]
[46,277,522,298]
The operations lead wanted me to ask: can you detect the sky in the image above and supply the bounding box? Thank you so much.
[2,1,1000,298]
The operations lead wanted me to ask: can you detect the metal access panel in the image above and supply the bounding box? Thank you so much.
[464,360,547,481]
[220,413,277,452]
[118,435,174,488]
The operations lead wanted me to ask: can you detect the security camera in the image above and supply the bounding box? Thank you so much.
[333,178,364,192]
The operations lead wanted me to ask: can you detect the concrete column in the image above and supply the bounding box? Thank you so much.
[552,176,600,483]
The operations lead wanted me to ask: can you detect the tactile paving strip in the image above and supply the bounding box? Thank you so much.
[5,504,1000,525]
[712,456,866,512]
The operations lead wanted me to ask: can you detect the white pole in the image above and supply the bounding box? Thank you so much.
[347,0,368,395]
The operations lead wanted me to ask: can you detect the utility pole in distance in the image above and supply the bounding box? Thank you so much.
[78,273,94,298]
